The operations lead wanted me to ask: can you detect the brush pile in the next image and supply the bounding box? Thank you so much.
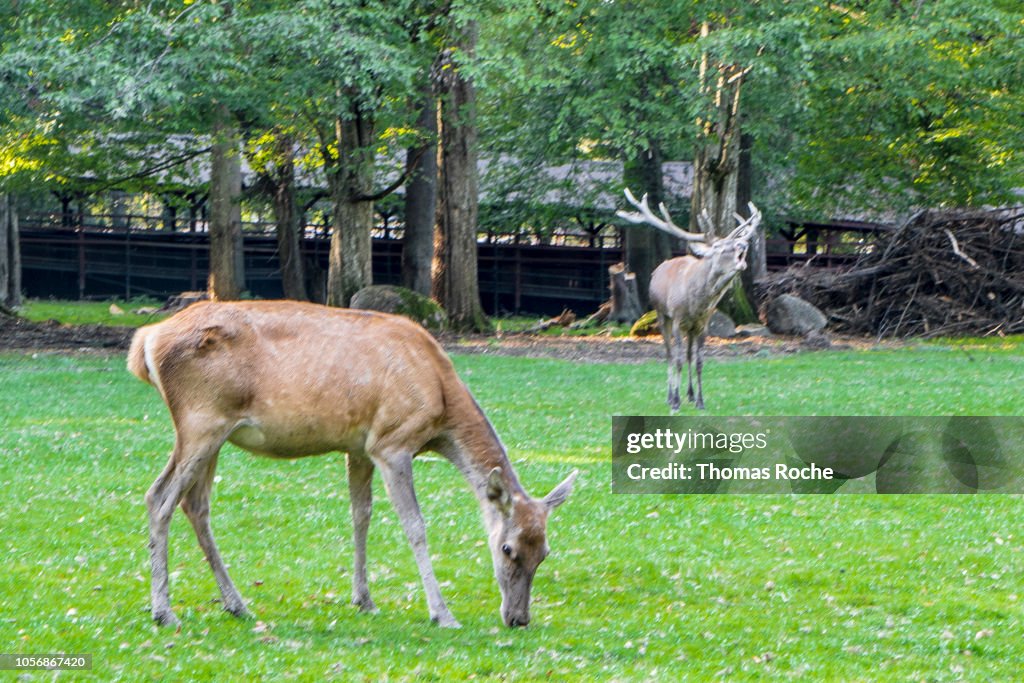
[758,209,1024,338]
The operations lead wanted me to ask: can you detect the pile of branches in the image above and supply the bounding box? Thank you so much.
[758,209,1024,338]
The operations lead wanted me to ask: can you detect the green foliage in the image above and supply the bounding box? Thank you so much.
[479,0,1023,224]
[1,347,1022,679]
[780,1,1024,215]
[0,1,431,195]
[3,0,1021,225]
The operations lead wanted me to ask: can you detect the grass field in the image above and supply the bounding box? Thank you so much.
[19,298,167,328]
[1,334,1023,680]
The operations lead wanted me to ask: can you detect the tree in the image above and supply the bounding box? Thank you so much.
[481,0,1022,303]
[208,105,245,301]
[240,3,422,307]
[0,1,253,300]
[433,16,490,332]
[268,134,308,301]
[781,1,1024,214]
[477,0,698,308]
[0,193,21,309]
[402,88,437,297]
[3,1,431,307]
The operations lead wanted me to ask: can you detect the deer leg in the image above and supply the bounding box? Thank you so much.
[179,451,250,619]
[346,452,378,613]
[694,333,707,410]
[670,323,684,413]
[658,313,680,411]
[146,424,230,627]
[685,334,696,404]
[373,452,460,628]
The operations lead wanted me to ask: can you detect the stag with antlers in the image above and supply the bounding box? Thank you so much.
[617,189,761,411]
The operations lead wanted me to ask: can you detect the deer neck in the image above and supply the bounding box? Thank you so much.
[696,255,739,307]
[442,389,528,521]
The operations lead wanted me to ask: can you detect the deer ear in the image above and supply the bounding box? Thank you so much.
[196,325,231,352]
[486,467,514,518]
[543,470,578,510]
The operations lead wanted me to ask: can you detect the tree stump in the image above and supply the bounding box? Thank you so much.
[608,263,643,324]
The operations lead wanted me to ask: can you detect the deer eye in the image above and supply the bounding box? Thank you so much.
[501,543,513,557]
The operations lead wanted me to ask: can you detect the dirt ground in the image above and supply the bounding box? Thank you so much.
[0,314,135,352]
[0,311,877,363]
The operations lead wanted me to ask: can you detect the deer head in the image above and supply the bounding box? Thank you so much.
[616,188,760,261]
[486,467,577,627]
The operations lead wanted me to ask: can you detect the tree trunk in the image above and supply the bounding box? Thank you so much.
[736,132,766,299]
[402,88,438,297]
[271,134,308,301]
[327,111,375,307]
[0,193,22,308]
[608,263,643,323]
[691,27,757,322]
[623,145,672,307]
[433,25,489,333]
[208,106,245,301]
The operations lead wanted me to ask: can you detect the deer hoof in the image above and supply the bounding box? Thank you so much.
[432,613,462,629]
[352,596,379,614]
[153,608,181,628]
[225,603,254,620]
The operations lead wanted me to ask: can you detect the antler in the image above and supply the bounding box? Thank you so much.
[616,189,706,242]
[695,208,716,236]
[726,202,761,241]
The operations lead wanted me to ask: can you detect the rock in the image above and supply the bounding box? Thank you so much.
[765,294,827,336]
[736,323,772,338]
[801,330,832,349]
[109,303,125,316]
[629,310,659,337]
[349,285,447,332]
[707,310,737,338]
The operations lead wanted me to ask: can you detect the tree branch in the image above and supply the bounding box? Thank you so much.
[943,228,979,269]
[349,146,429,203]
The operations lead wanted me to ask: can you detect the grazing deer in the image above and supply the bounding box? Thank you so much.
[128,300,577,629]
[617,189,761,411]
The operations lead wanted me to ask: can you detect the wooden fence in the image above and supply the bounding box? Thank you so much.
[18,214,882,315]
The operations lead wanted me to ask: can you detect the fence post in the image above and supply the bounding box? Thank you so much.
[513,243,522,312]
[77,226,86,300]
[124,222,132,300]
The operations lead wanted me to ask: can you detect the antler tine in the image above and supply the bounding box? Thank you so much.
[617,188,706,242]
[696,208,716,236]
[727,202,762,241]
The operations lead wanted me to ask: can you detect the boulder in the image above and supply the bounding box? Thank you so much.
[707,310,737,338]
[765,294,827,336]
[349,285,447,332]
[629,310,660,337]
[801,330,833,350]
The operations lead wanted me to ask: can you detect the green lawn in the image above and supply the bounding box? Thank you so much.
[19,298,167,327]
[1,344,1022,680]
